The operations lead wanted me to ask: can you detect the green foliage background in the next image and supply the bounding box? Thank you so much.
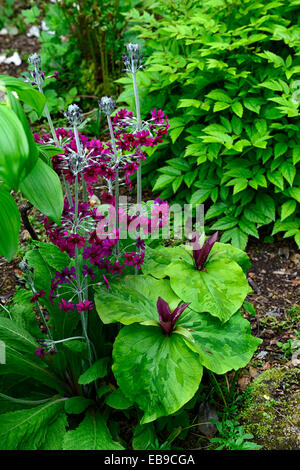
[119,0,300,249]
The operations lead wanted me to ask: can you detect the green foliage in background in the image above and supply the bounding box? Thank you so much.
[120,0,300,249]
[19,0,141,120]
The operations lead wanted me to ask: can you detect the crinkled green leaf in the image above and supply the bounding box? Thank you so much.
[166,257,250,322]
[95,275,180,325]
[178,310,261,374]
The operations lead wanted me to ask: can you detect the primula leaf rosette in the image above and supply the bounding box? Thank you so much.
[94,275,261,423]
[142,235,251,322]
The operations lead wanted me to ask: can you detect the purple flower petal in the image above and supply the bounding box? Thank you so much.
[171,302,191,327]
[192,231,218,270]
[157,296,171,323]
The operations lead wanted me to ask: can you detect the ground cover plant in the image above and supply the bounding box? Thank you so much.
[120,0,300,250]
[0,39,263,450]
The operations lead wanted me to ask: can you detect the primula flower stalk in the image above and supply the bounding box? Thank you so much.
[122,43,144,206]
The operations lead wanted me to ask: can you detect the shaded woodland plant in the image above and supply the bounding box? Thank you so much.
[0,44,261,450]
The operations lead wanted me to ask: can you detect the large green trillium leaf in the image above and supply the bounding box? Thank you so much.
[166,257,250,322]
[112,324,203,424]
[94,275,180,325]
[209,242,251,273]
[142,245,192,279]
[177,310,262,374]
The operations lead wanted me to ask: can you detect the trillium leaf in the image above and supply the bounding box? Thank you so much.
[166,257,250,322]
[112,324,203,424]
[209,242,252,272]
[142,245,192,279]
[94,275,180,325]
[177,310,262,374]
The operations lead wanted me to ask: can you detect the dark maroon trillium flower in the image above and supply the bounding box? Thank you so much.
[157,297,191,335]
[192,231,219,271]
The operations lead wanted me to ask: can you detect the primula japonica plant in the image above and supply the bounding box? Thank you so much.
[0,45,261,450]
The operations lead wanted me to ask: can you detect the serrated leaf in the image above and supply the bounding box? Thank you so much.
[231,102,243,118]
[280,200,297,221]
[0,398,67,450]
[63,410,124,450]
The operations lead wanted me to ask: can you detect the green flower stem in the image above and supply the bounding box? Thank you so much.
[132,71,142,274]
[73,125,88,203]
[107,115,119,257]
[52,336,85,344]
[44,103,59,146]
[74,174,79,225]
[74,176,92,367]
[39,85,73,206]
[132,72,142,206]
[35,300,53,340]
[75,245,93,367]
[62,173,73,207]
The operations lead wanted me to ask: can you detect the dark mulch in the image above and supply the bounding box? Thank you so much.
[0,30,39,76]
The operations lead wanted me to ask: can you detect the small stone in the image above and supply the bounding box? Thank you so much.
[197,402,218,436]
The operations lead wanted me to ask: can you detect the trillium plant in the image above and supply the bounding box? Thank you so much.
[0,44,261,450]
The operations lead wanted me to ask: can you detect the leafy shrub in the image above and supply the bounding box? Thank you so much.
[120,0,300,249]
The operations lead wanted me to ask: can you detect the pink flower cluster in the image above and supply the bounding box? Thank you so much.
[34,108,169,194]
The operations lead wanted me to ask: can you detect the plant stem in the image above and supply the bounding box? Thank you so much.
[74,245,93,367]
[107,115,119,257]
[132,72,142,205]
[39,85,73,206]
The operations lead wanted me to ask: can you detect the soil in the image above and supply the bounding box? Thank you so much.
[0,30,39,77]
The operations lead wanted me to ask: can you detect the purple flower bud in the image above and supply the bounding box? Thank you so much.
[192,231,218,271]
[157,297,190,335]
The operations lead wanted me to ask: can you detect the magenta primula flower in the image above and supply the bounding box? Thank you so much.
[76,300,94,313]
[35,346,46,358]
[156,297,191,335]
[58,299,75,313]
[30,289,45,303]
[192,231,219,271]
